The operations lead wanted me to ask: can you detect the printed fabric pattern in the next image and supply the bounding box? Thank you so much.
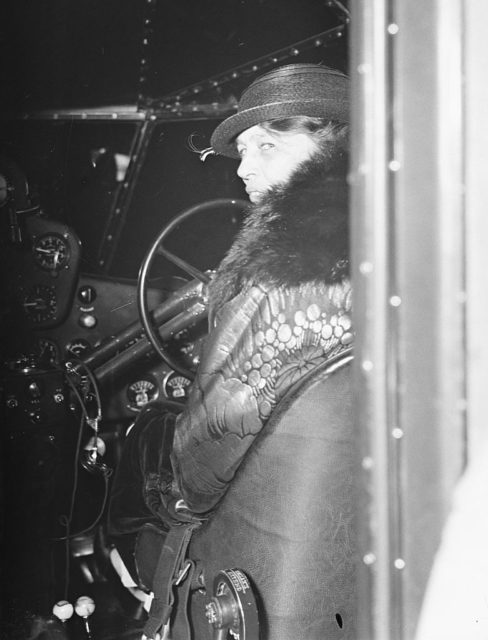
[171,278,352,514]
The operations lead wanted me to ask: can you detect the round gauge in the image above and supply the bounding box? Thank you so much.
[33,234,70,271]
[127,378,159,411]
[65,338,92,358]
[37,338,59,367]
[163,371,192,401]
[23,284,57,324]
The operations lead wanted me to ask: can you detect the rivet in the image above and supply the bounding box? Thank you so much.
[363,553,376,566]
[387,23,399,35]
[389,295,402,307]
[362,360,374,372]
[359,261,373,275]
[394,558,406,570]
[362,456,373,470]
[392,427,404,439]
[389,159,401,171]
[357,63,371,74]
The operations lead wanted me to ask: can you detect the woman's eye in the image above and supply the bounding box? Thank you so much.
[260,142,274,150]
[237,147,246,158]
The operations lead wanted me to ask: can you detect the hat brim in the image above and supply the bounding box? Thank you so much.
[210,98,349,159]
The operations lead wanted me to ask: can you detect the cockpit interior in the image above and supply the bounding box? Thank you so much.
[2,1,488,639]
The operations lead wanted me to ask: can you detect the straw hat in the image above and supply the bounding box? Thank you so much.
[210,63,349,158]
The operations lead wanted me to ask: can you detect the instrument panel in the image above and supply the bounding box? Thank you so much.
[2,215,82,330]
[1,214,203,431]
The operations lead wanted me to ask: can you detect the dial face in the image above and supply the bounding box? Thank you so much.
[23,284,57,324]
[127,378,159,411]
[33,234,70,271]
[65,338,92,358]
[163,372,191,400]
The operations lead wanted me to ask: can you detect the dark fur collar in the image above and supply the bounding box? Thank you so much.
[208,145,349,312]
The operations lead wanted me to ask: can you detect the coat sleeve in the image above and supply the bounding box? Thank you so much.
[170,281,352,514]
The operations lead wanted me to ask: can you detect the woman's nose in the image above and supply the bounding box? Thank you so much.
[237,154,256,180]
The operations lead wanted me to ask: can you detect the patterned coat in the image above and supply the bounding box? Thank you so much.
[170,141,352,514]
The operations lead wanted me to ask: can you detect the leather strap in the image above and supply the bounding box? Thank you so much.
[171,559,198,640]
[143,523,200,640]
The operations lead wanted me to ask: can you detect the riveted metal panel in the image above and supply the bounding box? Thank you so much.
[350,1,466,638]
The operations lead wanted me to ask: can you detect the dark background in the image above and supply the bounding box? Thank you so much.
[1,0,348,280]
[2,0,347,111]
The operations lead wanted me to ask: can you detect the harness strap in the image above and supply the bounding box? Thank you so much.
[143,522,200,640]
[171,559,197,640]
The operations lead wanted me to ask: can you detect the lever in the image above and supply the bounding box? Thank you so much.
[75,595,96,638]
[52,600,74,624]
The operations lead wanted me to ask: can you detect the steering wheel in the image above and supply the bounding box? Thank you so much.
[137,198,248,379]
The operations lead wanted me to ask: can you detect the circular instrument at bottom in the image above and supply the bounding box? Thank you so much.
[23,284,57,324]
[127,377,159,411]
[205,569,259,640]
[163,371,192,401]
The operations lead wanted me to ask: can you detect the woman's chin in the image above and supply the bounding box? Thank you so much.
[248,191,265,204]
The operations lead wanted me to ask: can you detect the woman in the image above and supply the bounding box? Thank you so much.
[108,62,351,598]
[170,62,351,514]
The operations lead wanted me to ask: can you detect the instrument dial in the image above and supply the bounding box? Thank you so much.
[33,234,70,271]
[65,338,92,358]
[23,284,57,324]
[163,372,191,401]
[127,378,159,411]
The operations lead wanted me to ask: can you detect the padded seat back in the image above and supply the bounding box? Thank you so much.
[177,353,357,640]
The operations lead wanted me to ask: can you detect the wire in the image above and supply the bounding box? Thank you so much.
[51,473,111,542]
[54,378,86,599]
[66,357,102,423]
[50,368,111,599]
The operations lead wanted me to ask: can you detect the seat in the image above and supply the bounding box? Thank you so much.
[170,352,357,640]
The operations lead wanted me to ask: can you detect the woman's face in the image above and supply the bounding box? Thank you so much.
[235,124,319,203]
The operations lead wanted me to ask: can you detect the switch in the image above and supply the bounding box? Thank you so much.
[27,380,43,398]
[78,285,97,304]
